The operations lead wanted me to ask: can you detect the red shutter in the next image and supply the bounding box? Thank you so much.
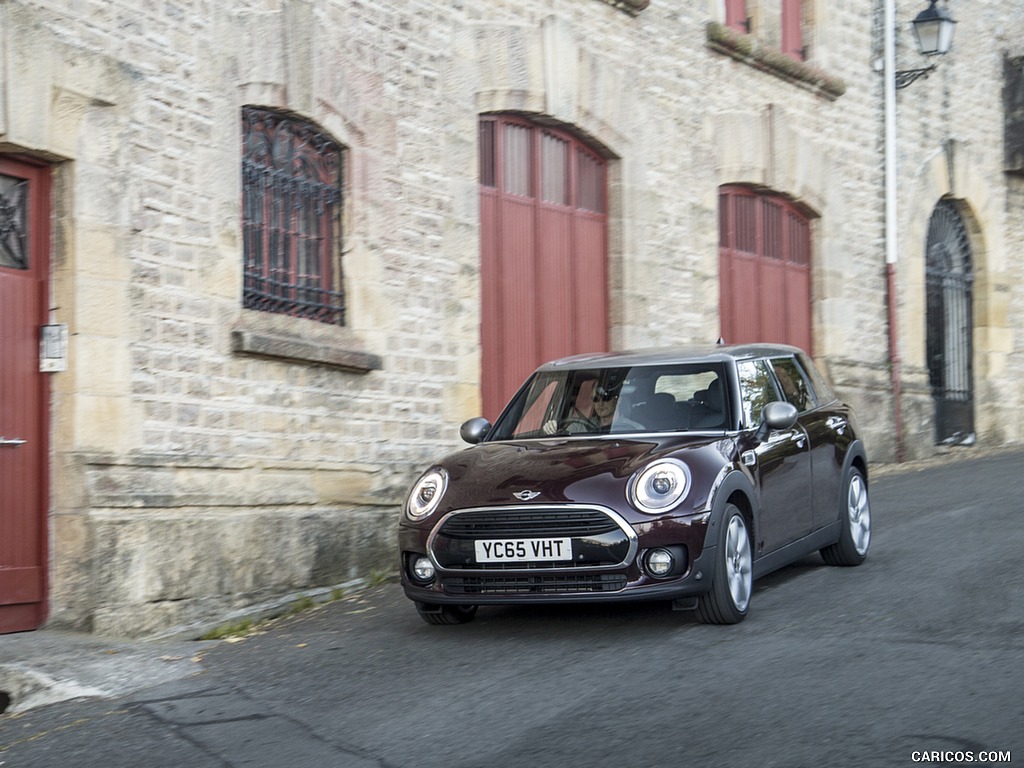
[781,0,804,60]
[724,0,748,32]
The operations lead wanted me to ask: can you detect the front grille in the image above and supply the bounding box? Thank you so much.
[430,506,633,572]
[442,573,628,595]
[438,508,620,539]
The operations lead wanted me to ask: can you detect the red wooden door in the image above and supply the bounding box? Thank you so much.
[479,117,608,420]
[719,186,813,354]
[0,157,50,633]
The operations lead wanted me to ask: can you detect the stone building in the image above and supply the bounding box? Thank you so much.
[0,0,1020,636]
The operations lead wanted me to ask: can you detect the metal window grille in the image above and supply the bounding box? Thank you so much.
[0,174,28,270]
[925,199,974,444]
[242,107,345,325]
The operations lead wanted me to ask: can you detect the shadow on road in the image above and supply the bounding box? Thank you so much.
[440,553,830,632]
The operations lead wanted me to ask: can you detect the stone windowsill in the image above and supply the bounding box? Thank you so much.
[230,320,382,374]
[705,21,846,101]
[598,0,649,16]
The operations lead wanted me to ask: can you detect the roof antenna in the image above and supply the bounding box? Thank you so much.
[716,337,725,345]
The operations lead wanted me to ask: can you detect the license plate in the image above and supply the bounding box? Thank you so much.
[474,538,573,563]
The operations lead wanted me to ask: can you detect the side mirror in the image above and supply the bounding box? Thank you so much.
[460,417,492,444]
[754,401,798,443]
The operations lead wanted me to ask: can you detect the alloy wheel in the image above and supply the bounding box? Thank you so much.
[725,514,752,612]
[847,473,871,556]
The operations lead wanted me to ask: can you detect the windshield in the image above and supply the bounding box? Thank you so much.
[489,363,729,440]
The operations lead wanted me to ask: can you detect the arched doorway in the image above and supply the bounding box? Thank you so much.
[719,185,813,353]
[925,199,974,445]
[478,115,609,420]
[0,156,51,633]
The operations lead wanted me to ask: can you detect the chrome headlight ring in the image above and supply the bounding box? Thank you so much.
[405,468,449,521]
[628,459,691,514]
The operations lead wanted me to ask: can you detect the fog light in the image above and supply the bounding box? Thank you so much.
[646,548,674,577]
[412,555,436,584]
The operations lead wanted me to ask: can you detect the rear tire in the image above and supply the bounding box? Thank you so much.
[695,504,751,625]
[820,466,870,567]
[415,602,478,625]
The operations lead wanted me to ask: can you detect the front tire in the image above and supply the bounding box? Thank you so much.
[415,602,478,626]
[820,466,870,566]
[695,504,752,625]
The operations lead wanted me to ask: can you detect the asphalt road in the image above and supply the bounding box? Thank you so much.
[1,449,1022,768]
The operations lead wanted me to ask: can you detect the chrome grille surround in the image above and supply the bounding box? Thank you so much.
[427,504,638,585]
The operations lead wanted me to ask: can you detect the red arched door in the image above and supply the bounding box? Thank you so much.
[719,185,813,353]
[479,116,609,419]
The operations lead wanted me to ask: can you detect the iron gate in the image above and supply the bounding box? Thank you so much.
[925,199,974,445]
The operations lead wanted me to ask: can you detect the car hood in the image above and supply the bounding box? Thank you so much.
[428,435,734,518]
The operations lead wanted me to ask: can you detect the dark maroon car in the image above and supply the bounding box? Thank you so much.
[399,344,870,625]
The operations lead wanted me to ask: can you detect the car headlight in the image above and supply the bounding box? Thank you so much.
[628,459,691,514]
[405,468,449,521]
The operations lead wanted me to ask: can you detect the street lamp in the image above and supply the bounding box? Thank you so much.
[897,0,958,89]
[911,0,958,56]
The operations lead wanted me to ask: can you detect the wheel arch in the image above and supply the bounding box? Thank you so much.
[704,469,758,550]
[842,439,869,485]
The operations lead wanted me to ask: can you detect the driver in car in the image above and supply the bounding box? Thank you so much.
[543,384,642,434]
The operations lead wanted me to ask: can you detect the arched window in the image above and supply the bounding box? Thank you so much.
[719,185,813,352]
[241,107,345,325]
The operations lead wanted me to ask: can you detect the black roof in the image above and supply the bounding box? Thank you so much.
[536,343,807,371]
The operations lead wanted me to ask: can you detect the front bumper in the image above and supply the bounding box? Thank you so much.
[399,503,714,606]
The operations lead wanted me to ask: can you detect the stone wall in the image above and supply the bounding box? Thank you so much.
[0,0,1021,635]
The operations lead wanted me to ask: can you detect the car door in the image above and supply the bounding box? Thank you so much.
[737,359,812,555]
[795,352,849,531]
[767,355,831,546]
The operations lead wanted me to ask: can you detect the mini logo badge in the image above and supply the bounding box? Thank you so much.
[513,490,541,501]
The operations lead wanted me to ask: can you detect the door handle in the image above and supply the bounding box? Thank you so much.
[0,437,28,447]
[790,432,806,448]
[826,416,848,434]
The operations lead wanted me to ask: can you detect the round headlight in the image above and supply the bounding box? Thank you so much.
[406,468,449,520]
[629,459,691,514]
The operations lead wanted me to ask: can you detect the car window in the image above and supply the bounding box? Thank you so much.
[509,379,560,438]
[653,370,718,401]
[771,356,817,412]
[737,359,780,428]
[488,362,728,438]
[798,353,836,405]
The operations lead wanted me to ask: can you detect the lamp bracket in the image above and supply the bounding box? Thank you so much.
[894,64,936,89]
